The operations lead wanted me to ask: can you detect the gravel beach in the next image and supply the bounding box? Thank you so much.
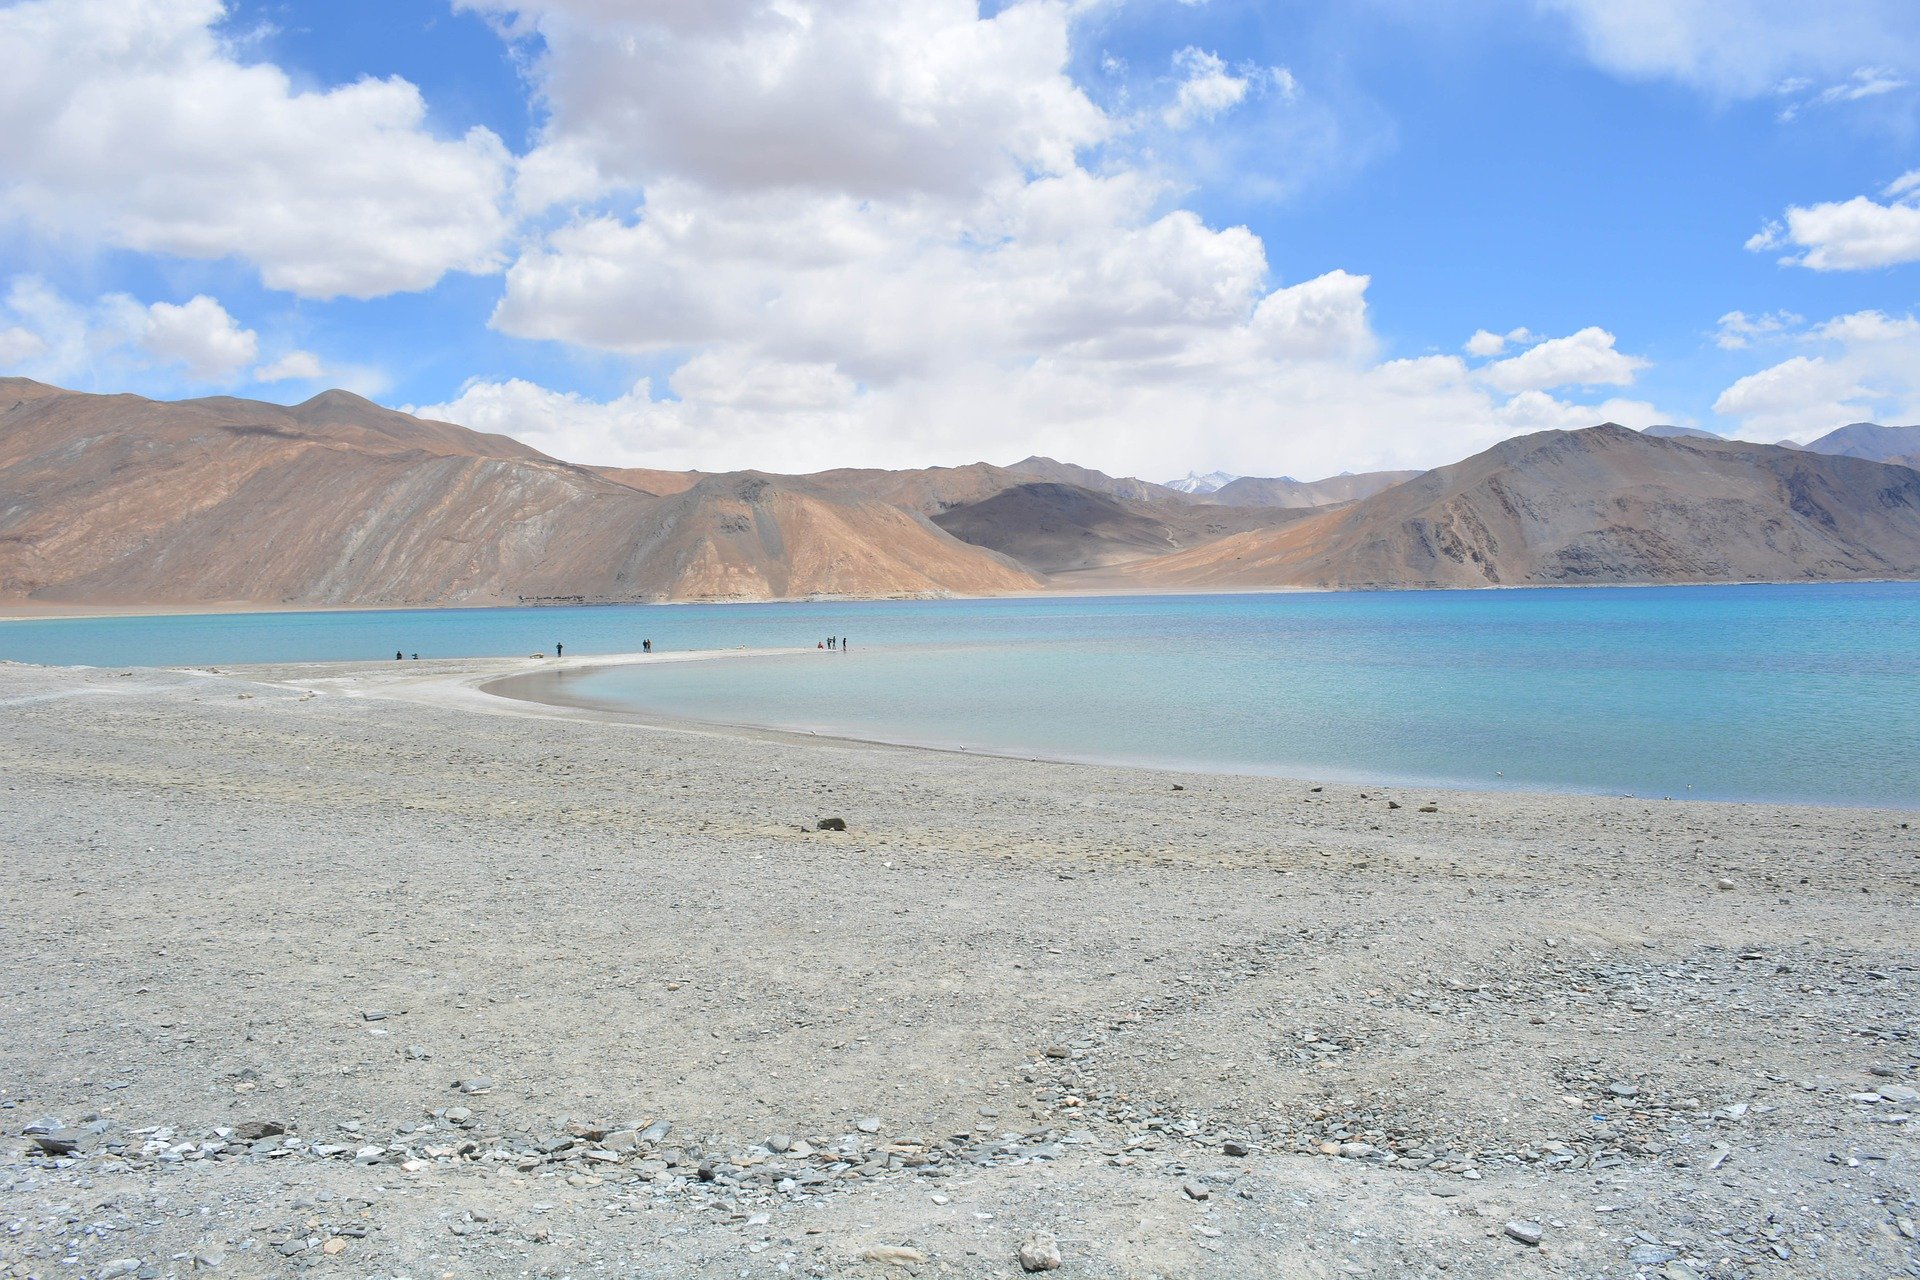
[2,654,1916,1279]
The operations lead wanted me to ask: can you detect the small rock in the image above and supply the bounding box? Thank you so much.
[1715,878,1735,890]
[453,1077,493,1094]
[767,1134,793,1153]
[99,1261,141,1278]
[231,1120,286,1142]
[857,1117,882,1134]
[862,1245,925,1265]
[817,817,847,831]
[1386,800,1401,809]
[321,1238,346,1256]
[32,1129,86,1155]
[1182,1179,1209,1201]
[405,1045,431,1061]
[1629,1244,1679,1265]
[1418,804,1439,813]
[639,1119,672,1144]
[1043,1045,1070,1059]
[1505,1221,1543,1247]
[1222,1139,1250,1157]
[1017,1235,1063,1272]
[1878,1085,1919,1105]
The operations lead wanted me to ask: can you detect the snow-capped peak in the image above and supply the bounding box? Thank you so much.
[1164,470,1239,494]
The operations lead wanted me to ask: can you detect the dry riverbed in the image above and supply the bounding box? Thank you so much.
[1,656,1916,1280]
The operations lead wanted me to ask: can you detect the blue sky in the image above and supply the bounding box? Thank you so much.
[1,0,1917,481]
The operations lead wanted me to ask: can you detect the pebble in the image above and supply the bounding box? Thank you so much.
[857,1118,882,1133]
[1182,1179,1209,1201]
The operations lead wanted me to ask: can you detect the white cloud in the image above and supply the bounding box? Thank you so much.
[1164,48,1249,128]
[1713,308,1920,438]
[421,0,1672,479]
[0,0,513,299]
[0,325,47,366]
[0,276,305,389]
[468,0,1107,210]
[1475,327,1649,394]
[1541,0,1920,99]
[1464,329,1507,357]
[1713,308,1801,350]
[1749,181,1920,270]
[1775,65,1911,120]
[255,350,326,383]
[126,295,258,380]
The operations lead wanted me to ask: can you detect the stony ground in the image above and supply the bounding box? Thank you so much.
[1,656,1917,1280]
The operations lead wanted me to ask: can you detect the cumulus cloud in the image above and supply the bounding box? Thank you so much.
[1713,308,1920,439]
[0,0,513,299]
[1540,0,1920,99]
[1748,173,1920,270]
[1474,327,1648,394]
[412,0,1671,478]
[0,276,312,389]
[468,0,1107,209]
[124,295,259,380]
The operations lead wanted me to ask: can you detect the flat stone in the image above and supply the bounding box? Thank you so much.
[1221,1140,1250,1157]
[857,1118,882,1134]
[862,1245,925,1265]
[1878,1085,1919,1104]
[32,1129,86,1155]
[817,817,847,831]
[1505,1221,1543,1247]
[1182,1179,1209,1200]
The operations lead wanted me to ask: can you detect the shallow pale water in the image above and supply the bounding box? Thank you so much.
[3,584,1917,806]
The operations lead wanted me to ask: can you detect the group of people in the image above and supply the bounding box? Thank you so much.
[819,636,849,651]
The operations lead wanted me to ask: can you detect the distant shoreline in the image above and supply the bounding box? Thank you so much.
[3,573,1915,624]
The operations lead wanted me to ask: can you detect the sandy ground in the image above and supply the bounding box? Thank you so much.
[1,652,1917,1280]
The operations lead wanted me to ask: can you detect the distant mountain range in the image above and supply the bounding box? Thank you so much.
[3,377,1918,606]
[1164,470,1239,495]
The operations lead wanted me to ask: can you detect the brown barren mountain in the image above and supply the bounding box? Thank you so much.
[1119,424,1920,589]
[0,380,1037,606]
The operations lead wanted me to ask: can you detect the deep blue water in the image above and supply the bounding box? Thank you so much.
[3,584,1917,806]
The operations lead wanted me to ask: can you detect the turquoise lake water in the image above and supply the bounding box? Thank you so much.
[3,584,1917,807]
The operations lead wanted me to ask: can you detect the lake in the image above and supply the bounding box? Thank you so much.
[3,584,1917,806]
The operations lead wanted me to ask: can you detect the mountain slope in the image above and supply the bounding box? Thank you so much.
[1799,422,1920,468]
[0,382,1038,605]
[929,482,1314,574]
[1206,469,1422,508]
[1003,456,1184,503]
[1119,425,1920,589]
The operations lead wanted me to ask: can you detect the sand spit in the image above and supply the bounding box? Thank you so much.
[1,657,1917,1279]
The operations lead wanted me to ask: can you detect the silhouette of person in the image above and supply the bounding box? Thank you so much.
[556,642,564,658]
[841,636,848,652]
[396,651,403,661]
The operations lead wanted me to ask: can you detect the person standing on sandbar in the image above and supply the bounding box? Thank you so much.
[556,642,563,658]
